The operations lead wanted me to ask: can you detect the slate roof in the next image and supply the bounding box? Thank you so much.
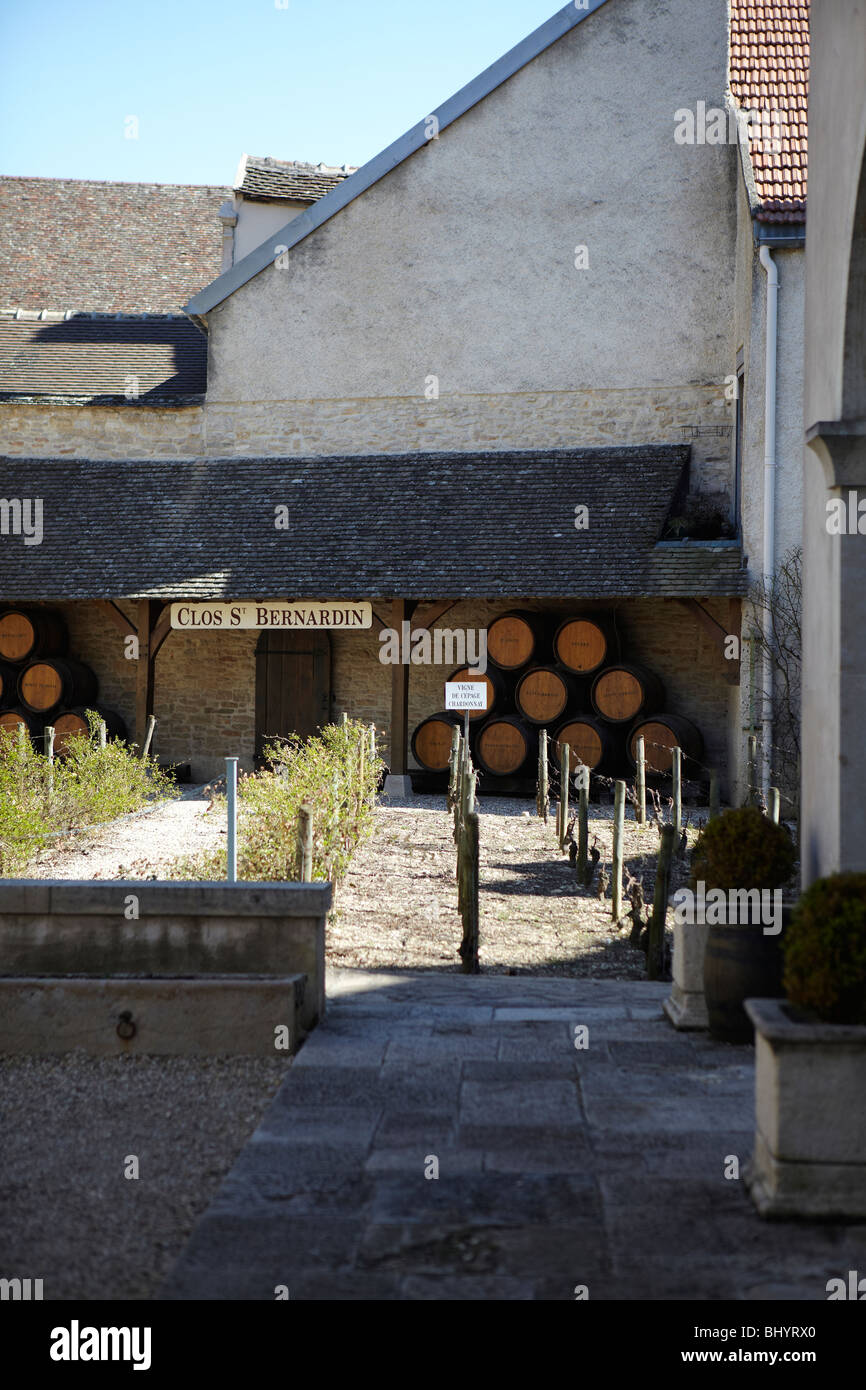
[0,311,206,401]
[730,1,809,223]
[0,177,229,314]
[0,447,747,601]
[236,157,356,203]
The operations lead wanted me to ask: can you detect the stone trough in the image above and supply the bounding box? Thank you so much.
[0,880,331,1056]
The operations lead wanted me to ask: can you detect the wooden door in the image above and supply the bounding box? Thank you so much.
[255,630,331,759]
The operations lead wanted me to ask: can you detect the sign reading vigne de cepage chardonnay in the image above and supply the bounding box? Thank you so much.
[170,601,373,630]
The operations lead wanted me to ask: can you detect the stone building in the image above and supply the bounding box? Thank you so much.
[0,0,809,793]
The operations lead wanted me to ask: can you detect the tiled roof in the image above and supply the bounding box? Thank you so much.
[0,311,206,401]
[0,447,746,601]
[0,177,229,314]
[236,156,357,203]
[730,1,809,223]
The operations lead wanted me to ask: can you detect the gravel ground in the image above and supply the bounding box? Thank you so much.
[0,1053,290,1300]
[331,792,701,978]
[25,786,224,880]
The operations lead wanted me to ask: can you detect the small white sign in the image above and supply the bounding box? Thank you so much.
[170,601,372,631]
[445,680,488,712]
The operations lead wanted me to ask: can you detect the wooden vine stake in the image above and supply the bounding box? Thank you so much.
[648,823,675,980]
[672,745,682,840]
[537,728,549,822]
[746,734,759,807]
[612,778,625,921]
[635,734,646,826]
[709,769,720,819]
[576,763,589,886]
[458,810,480,974]
[447,725,460,813]
[44,725,55,797]
[141,714,156,760]
[559,741,570,853]
[297,802,314,881]
[768,786,780,824]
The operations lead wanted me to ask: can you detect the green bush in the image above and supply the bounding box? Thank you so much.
[783,873,866,1025]
[0,712,176,875]
[172,718,382,884]
[690,805,796,896]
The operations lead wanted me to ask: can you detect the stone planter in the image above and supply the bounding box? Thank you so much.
[744,998,866,1219]
[663,920,710,1029]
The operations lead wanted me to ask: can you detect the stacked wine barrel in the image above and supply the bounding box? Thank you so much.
[411,610,704,792]
[0,607,127,754]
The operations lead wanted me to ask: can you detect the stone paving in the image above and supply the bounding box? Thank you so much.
[161,969,866,1301]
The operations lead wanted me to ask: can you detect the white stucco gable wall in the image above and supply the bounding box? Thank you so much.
[206,0,736,405]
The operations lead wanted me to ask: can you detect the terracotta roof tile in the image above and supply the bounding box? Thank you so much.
[730,1,809,222]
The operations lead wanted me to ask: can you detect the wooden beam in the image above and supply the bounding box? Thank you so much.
[413,599,458,631]
[675,597,739,685]
[150,604,173,659]
[135,599,158,750]
[389,598,416,774]
[99,600,136,638]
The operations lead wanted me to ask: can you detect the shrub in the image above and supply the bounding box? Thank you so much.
[0,712,176,875]
[172,719,382,884]
[783,873,866,1025]
[690,805,796,897]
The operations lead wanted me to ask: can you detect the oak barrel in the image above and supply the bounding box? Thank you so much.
[0,708,45,742]
[446,666,503,721]
[0,608,68,663]
[53,706,128,756]
[591,664,664,724]
[18,657,99,715]
[514,666,575,726]
[0,658,20,708]
[553,716,615,772]
[553,616,614,674]
[627,713,704,774]
[475,715,536,775]
[485,611,545,670]
[411,712,461,772]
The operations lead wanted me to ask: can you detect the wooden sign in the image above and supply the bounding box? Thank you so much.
[170,601,373,630]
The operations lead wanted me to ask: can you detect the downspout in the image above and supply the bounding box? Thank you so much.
[759,245,778,797]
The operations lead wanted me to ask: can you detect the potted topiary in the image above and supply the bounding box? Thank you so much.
[665,806,796,1039]
[744,873,866,1218]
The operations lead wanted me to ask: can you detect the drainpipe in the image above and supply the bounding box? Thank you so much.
[759,245,778,798]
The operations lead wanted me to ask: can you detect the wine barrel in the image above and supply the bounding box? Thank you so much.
[411,712,461,772]
[553,615,615,675]
[0,658,21,709]
[0,707,45,743]
[485,611,547,670]
[627,713,704,774]
[18,657,98,715]
[514,666,575,726]
[52,706,128,757]
[475,716,536,776]
[0,608,68,663]
[553,716,615,772]
[445,666,504,721]
[591,664,664,724]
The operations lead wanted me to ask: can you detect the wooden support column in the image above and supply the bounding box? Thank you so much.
[673,597,741,686]
[135,599,160,751]
[389,598,416,775]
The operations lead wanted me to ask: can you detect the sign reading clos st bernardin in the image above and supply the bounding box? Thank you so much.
[170,601,373,630]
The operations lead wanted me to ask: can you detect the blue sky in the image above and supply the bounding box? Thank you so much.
[0,0,565,186]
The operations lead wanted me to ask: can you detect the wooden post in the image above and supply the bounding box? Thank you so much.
[98,720,107,749]
[540,729,549,824]
[612,778,625,921]
[672,745,682,839]
[298,802,314,881]
[369,724,376,758]
[389,598,415,777]
[577,764,589,886]
[458,810,480,974]
[447,725,460,811]
[559,741,570,852]
[635,734,646,826]
[709,769,720,819]
[358,737,366,814]
[135,598,158,753]
[44,725,55,795]
[141,714,156,760]
[648,824,675,980]
[768,786,780,824]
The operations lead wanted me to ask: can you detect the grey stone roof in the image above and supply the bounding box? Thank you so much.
[0,447,747,601]
[0,312,207,400]
[236,157,356,203]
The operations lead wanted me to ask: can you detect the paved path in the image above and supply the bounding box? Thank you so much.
[162,970,866,1301]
